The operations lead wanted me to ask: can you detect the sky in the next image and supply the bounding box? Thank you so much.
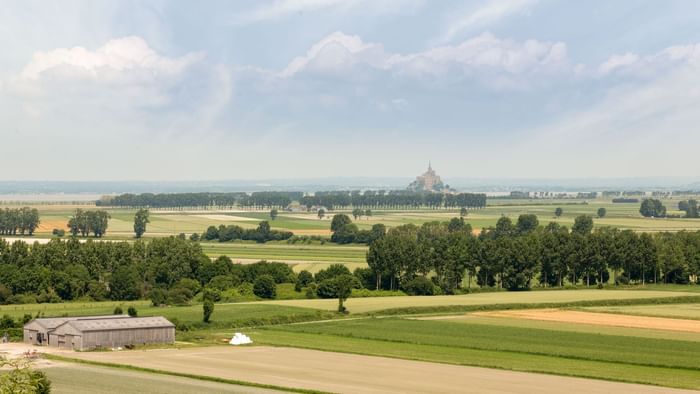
[1,0,700,181]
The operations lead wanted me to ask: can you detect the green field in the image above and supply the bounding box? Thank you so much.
[253,317,700,389]
[260,289,698,313]
[586,303,700,320]
[10,197,700,241]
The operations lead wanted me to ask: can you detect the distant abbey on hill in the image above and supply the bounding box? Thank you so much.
[407,162,451,192]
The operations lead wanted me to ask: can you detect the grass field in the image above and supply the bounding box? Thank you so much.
[259,289,698,313]
[253,317,700,389]
[586,303,700,320]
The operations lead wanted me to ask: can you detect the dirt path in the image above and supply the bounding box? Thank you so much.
[59,346,695,394]
[474,309,700,333]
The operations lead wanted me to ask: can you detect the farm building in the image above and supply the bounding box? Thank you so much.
[24,315,175,351]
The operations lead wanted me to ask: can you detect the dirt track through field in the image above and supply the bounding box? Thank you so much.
[64,346,695,394]
[474,309,700,333]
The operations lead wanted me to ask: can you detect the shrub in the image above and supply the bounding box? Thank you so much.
[52,228,65,237]
[203,299,214,323]
[113,306,123,315]
[402,276,435,296]
[253,275,277,299]
[0,284,11,304]
[238,282,254,297]
[168,287,194,306]
[305,283,318,299]
[149,288,168,306]
[208,275,239,291]
[0,315,16,329]
[175,278,201,295]
[127,306,138,317]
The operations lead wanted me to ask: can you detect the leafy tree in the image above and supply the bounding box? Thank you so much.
[203,299,214,323]
[331,274,355,313]
[317,209,325,220]
[402,276,434,295]
[330,214,352,232]
[597,207,607,218]
[640,199,667,218]
[352,208,363,220]
[133,209,150,238]
[109,266,140,301]
[269,209,278,221]
[364,209,372,218]
[572,215,594,235]
[460,207,468,217]
[554,207,563,218]
[315,264,352,282]
[149,288,168,306]
[516,214,539,234]
[253,275,276,299]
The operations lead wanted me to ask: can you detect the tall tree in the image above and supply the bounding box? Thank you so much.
[133,209,150,239]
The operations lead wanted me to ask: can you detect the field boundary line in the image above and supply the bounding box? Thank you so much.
[44,354,331,394]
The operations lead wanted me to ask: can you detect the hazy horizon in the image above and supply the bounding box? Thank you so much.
[3,1,700,180]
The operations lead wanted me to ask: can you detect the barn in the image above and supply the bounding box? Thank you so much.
[23,315,126,346]
[24,315,175,351]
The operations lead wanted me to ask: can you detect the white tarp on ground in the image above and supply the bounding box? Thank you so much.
[229,332,252,345]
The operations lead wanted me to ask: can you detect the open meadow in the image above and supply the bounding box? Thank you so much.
[10,288,699,392]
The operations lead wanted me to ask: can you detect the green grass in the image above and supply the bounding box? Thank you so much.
[585,303,700,320]
[200,242,368,263]
[253,318,700,389]
[259,289,699,313]
[0,300,329,328]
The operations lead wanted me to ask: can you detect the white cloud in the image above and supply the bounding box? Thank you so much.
[280,31,568,86]
[598,43,700,77]
[439,0,537,43]
[232,0,420,24]
[19,36,203,82]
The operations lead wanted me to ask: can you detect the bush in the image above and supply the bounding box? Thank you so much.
[113,306,123,315]
[238,282,254,297]
[168,287,194,306]
[401,276,435,296]
[36,289,61,304]
[253,275,277,299]
[203,299,214,323]
[0,284,11,304]
[208,275,239,291]
[52,228,65,237]
[305,283,318,299]
[127,306,138,317]
[0,314,16,329]
[149,288,168,306]
[175,278,201,296]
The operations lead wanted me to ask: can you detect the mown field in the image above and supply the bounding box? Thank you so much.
[44,364,284,394]
[586,303,700,320]
[252,316,700,389]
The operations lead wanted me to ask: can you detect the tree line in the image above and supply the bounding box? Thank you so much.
[97,190,487,210]
[300,190,487,210]
[0,207,40,235]
[67,209,111,237]
[366,214,700,294]
[201,221,293,243]
[97,191,303,209]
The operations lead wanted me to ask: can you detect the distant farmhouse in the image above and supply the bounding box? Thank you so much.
[23,315,174,351]
[407,162,453,192]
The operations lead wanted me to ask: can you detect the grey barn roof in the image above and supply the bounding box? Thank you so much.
[62,316,174,332]
[25,315,129,331]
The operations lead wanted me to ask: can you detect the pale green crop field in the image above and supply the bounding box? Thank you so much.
[258,289,696,314]
[586,303,700,320]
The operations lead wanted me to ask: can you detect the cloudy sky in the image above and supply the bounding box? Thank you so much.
[2,0,700,181]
